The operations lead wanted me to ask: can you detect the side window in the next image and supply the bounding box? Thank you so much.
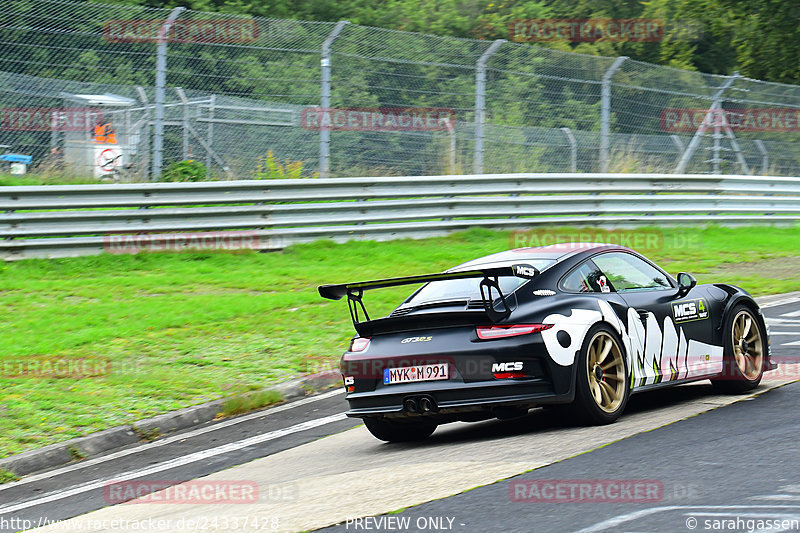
[593,252,672,292]
[561,261,609,293]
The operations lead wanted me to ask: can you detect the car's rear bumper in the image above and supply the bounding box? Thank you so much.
[344,375,574,418]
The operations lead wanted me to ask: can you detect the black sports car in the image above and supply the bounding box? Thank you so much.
[319,243,775,442]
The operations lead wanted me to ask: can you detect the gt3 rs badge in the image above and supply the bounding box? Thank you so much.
[401,336,432,343]
[671,298,709,323]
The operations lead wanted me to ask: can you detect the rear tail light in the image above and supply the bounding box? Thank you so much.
[476,324,553,340]
[493,371,528,379]
[348,337,371,352]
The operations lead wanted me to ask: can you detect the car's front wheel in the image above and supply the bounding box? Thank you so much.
[711,305,765,393]
[363,416,438,442]
[570,325,630,425]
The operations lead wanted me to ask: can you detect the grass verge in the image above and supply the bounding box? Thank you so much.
[1,225,799,458]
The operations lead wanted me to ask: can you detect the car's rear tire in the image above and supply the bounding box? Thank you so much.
[363,416,437,442]
[568,324,630,425]
[711,304,765,393]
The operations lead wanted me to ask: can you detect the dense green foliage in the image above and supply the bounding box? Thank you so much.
[128,0,800,83]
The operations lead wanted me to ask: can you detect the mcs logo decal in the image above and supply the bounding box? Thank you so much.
[492,362,523,372]
[672,298,709,323]
[513,264,538,278]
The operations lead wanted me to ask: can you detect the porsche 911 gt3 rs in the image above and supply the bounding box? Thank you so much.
[319,243,775,442]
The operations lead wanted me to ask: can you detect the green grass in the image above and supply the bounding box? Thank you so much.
[1,225,800,459]
[0,172,105,186]
[0,468,20,484]
[221,389,284,417]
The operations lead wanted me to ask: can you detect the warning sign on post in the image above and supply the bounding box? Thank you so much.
[94,146,123,178]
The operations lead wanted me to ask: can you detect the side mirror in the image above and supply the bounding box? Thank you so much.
[676,272,696,298]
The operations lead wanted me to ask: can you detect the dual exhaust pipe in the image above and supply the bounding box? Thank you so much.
[403,395,438,414]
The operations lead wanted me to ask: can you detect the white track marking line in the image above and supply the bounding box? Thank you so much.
[760,295,800,309]
[781,309,800,317]
[766,318,800,325]
[0,412,347,514]
[782,341,800,346]
[768,331,800,335]
[0,388,344,491]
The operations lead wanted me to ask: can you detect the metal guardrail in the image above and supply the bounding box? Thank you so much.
[3,173,800,260]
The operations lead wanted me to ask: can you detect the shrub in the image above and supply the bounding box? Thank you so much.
[162,160,208,182]
[254,150,317,179]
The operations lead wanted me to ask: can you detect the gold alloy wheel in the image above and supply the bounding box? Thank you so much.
[732,309,763,380]
[586,331,626,413]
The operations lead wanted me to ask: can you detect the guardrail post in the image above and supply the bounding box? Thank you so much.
[675,72,739,174]
[152,6,185,180]
[600,56,627,173]
[474,39,505,175]
[319,21,350,178]
[560,127,577,172]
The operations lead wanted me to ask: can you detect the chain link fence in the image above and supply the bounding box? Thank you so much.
[2,0,800,180]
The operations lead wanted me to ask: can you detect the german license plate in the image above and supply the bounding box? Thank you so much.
[383,363,449,385]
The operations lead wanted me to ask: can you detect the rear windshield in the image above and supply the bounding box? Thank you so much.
[403,259,555,306]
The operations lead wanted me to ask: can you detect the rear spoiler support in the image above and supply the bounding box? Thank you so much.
[347,287,370,324]
[479,275,511,322]
[319,263,539,330]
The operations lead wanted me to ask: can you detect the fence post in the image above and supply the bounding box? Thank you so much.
[206,94,215,172]
[474,39,506,175]
[136,86,150,181]
[319,21,349,178]
[599,56,627,173]
[175,87,189,160]
[560,127,577,172]
[152,6,185,180]
[754,140,769,175]
[675,72,739,173]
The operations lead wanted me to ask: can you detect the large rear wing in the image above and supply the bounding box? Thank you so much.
[318,264,540,334]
